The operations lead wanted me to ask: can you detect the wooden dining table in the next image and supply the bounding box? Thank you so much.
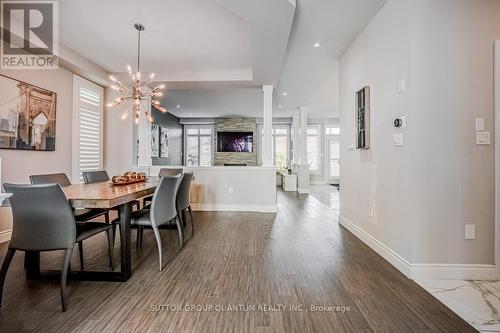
[24,177,159,283]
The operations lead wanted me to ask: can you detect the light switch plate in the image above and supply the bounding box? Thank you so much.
[476,131,491,145]
[398,78,406,93]
[475,117,485,131]
[393,133,403,146]
[465,224,476,240]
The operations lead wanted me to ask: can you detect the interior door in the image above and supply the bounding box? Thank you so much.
[327,137,340,184]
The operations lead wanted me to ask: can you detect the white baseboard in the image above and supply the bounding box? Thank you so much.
[297,188,310,194]
[191,204,277,213]
[0,229,11,244]
[338,215,412,277]
[411,263,497,281]
[338,215,498,281]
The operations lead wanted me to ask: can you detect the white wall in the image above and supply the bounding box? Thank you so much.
[408,0,500,264]
[145,166,277,212]
[340,0,412,261]
[340,0,500,270]
[103,88,137,176]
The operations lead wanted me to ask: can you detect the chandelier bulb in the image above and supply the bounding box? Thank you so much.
[150,73,155,80]
[121,111,129,120]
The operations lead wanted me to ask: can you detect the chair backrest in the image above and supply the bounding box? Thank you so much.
[29,173,71,187]
[158,168,183,177]
[176,172,193,211]
[82,170,110,184]
[151,175,181,227]
[3,183,76,251]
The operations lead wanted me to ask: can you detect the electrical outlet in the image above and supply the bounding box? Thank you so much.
[465,224,476,240]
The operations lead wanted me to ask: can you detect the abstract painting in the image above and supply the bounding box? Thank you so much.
[160,127,168,157]
[150,123,159,157]
[355,86,370,149]
[0,75,57,151]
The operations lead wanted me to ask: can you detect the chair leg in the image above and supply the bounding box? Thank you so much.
[188,206,194,236]
[61,248,73,312]
[112,224,116,244]
[78,241,84,271]
[175,216,184,249]
[151,225,164,271]
[106,229,115,270]
[105,211,110,224]
[0,248,16,307]
[182,210,188,228]
[140,227,144,249]
[136,227,140,252]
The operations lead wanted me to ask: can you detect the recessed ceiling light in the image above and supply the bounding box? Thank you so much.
[282,92,287,96]
[313,42,320,48]
[278,105,282,108]
[176,105,180,108]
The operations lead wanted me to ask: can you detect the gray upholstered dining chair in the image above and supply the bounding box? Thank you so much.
[142,168,184,206]
[30,173,113,270]
[30,173,111,223]
[82,170,141,250]
[131,175,181,271]
[158,168,183,177]
[0,183,115,312]
[176,172,194,236]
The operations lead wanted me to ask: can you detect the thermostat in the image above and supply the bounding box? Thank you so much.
[394,116,406,128]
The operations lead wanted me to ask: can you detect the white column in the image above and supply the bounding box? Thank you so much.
[298,106,309,164]
[262,85,274,167]
[292,111,300,165]
[137,103,152,166]
[293,106,310,193]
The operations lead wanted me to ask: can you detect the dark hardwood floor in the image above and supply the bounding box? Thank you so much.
[0,190,476,332]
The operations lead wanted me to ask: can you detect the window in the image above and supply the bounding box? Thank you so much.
[260,125,290,168]
[185,126,212,166]
[273,127,289,169]
[326,127,340,135]
[72,76,103,183]
[307,126,321,173]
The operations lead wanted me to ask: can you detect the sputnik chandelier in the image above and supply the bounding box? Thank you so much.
[107,23,167,124]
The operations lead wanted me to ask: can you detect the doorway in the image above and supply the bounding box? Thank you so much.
[326,137,340,185]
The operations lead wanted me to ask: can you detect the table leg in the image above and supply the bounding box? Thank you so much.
[119,202,132,281]
[25,251,40,280]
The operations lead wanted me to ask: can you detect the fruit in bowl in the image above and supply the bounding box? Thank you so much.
[111,172,147,184]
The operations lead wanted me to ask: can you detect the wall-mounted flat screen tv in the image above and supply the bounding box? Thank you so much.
[217,132,253,152]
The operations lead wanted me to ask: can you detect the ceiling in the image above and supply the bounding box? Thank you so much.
[275,0,387,118]
[59,0,295,86]
[59,0,387,118]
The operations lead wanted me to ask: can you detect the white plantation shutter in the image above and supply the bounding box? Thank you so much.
[185,126,212,166]
[307,126,321,173]
[274,127,289,169]
[73,76,103,183]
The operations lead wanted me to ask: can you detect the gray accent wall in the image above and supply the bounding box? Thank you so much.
[151,110,183,166]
